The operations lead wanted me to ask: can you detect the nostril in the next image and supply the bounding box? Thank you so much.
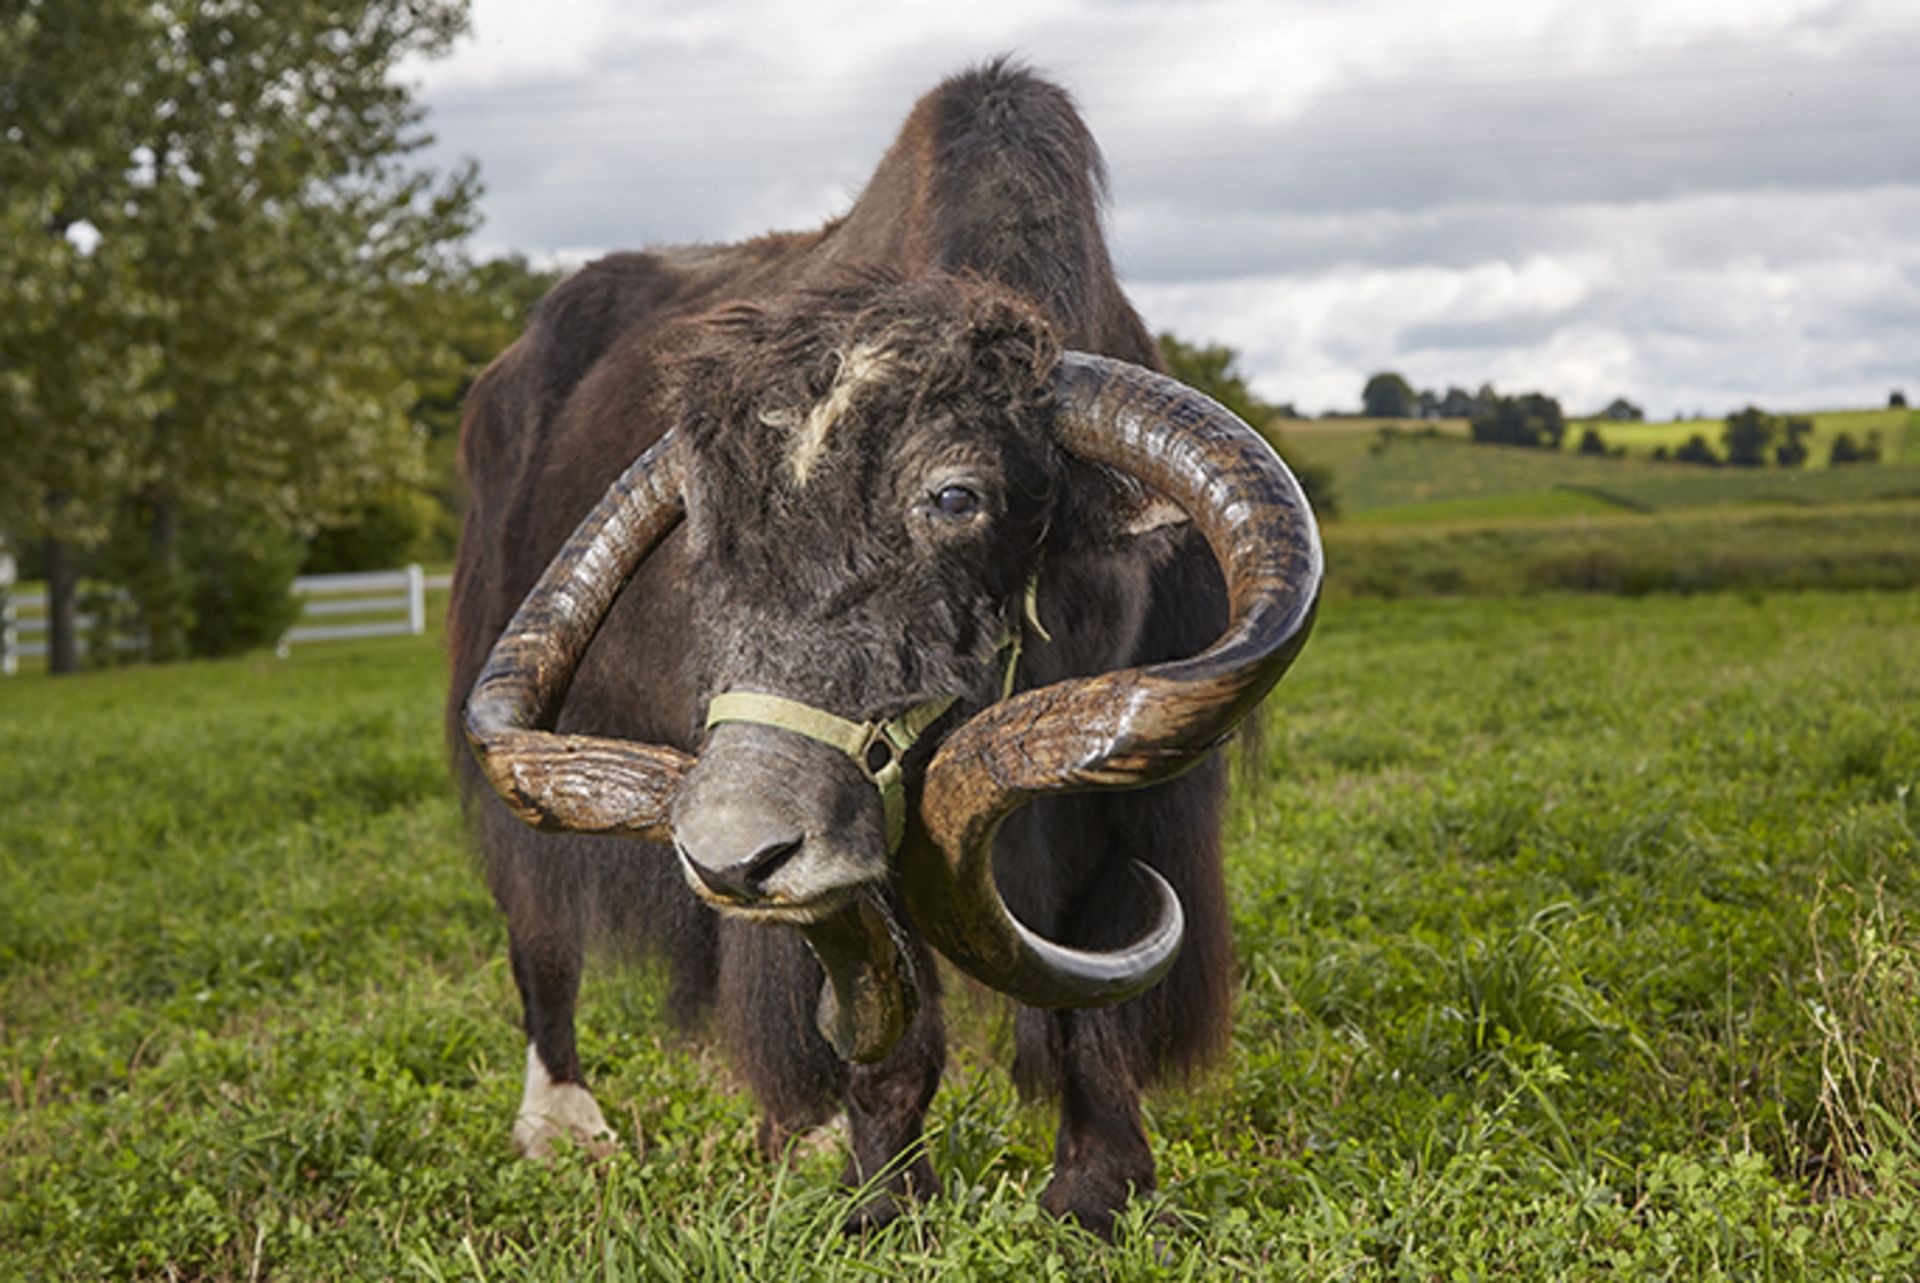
[744,835,803,886]
[678,833,804,902]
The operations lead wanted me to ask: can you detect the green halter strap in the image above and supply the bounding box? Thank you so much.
[702,571,1047,854]
[705,690,954,854]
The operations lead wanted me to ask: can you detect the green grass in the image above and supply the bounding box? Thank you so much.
[1347,487,1637,527]
[1323,436,1668,514]
[1274,415,1469,477]
[4,592,1920,1278]
[1567,462,1920,513]
[1306,432,1920,528]
[1325,503,1920,599]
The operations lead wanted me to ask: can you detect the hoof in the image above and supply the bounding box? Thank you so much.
[1040,1166,1145,1241]
[512,1101,619,1161]
[513,1044,617,1161]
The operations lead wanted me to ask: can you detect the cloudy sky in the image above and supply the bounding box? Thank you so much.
[406,0,1920,417]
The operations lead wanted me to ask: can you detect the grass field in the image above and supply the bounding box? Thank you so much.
[1324,503,1920,599]
[1273,417,1469,477]
[1275,407,1918,479]
[5,590,1919,1279]
[1275,427,1920,528]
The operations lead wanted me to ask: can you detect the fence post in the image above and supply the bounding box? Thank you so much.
[406,563,425,636]
[0,549,15,678]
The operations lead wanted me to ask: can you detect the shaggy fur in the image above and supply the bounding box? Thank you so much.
[446,60,1233,1237]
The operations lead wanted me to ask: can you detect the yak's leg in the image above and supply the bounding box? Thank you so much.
[507,929,616,1159]
[717,920,847,1156]
[1033,1007,1154,1236]
[841,938,945,1231]
[1016,763,1235,1238]
[717,919,945,1229]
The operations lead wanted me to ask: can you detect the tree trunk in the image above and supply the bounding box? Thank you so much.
[44,536,80,675]
[145,493,188,662]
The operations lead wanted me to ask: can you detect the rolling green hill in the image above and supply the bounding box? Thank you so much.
[1283,424,1920,522]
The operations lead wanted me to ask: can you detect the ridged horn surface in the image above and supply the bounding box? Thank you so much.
[463,432,694,840]
[899,352,1323,1008]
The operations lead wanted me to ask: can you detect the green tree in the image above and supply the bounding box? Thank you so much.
[1774,416,1813,468]
[1674,433,1721,466]
[1158,333,1338,519]
[0,0,169,671]
[1721,407,1776,468]
[1362,371,1416,419]
[1470,391,1567,449]
[0,0,477,668]
[1828,430,1883,466]
[306,254,560,571]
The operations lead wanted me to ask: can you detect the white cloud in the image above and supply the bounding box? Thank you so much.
[411,0,1920,414]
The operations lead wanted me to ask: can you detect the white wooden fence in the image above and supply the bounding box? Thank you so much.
[286,565,428,645]
[0,562,446,674]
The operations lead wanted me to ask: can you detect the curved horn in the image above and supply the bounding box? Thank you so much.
[460,430,913,1062]
[463,432,695,840]
[898,352,1324,1009]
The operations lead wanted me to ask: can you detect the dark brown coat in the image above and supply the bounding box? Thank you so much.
[446,61,1234,1234]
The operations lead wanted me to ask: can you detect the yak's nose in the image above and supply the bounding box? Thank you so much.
[674,806,805,903]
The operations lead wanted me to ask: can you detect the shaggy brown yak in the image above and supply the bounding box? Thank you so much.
[448,60,1321,1236]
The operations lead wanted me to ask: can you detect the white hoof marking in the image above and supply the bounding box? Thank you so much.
[513,1043,617,1160]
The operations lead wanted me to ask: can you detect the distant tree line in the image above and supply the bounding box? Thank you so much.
[1359,368,1906,470]
[1647,408,1883,469]
[1359,371,1647,439]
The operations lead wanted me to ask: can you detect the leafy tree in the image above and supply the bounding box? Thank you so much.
[1674,433,1721,466]
[0,0,477,668]
[1362,371,1416,419]
[1721,407,1776,468]
[1159,333,1338,518]
[1437,386,1476,418]
[1602,397,1644,422]
[1829,431,1884,466]
[308,253,561,570]
[1470,391,1567,449]
[1576,428,1610,456]
[1892,390,1908,409]
[1774,416,1813,469]
[0,0,169,670]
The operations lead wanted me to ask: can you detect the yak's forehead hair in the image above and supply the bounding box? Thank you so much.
[669,272,1061,496]
[770,340,899,486]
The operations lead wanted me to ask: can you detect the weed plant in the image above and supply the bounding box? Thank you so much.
[3,591,1918,1278]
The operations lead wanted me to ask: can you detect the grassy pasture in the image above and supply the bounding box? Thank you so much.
[1272,416,1469,477]
[1316,435,1680,516]
[1291,432,1920,525]
[1327,502,1920,599]
[4,590,1919,1279]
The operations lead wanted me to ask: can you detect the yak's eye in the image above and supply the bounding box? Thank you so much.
[932,484,981,517]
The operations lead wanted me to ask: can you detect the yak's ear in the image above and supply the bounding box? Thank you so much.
[1045,452,1190,559]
